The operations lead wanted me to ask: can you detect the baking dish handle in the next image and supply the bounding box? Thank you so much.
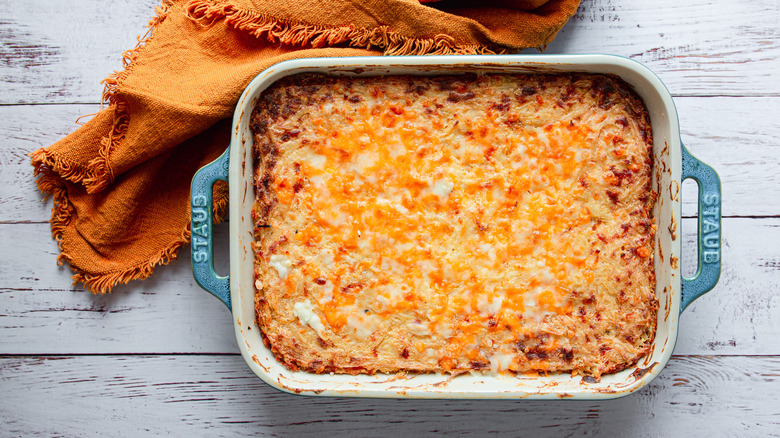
[190,147,231,310]
[680,144,721,313]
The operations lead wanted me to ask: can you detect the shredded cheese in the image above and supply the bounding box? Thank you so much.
[253,73,657,377]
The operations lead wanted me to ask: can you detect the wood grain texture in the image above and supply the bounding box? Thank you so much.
[1,355,778,437]
[539,0,780,97]
[676,218,780,355]
[1,218,777,355]
[2,0,778,434]
[1,0,779,104]
[0,0,159,104]
[0,222,234,355]
[2,98,778,223]
[676,96,780,217]
[0,104,93,223]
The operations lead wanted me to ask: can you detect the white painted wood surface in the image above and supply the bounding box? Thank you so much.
[1,0,778,435]
[1,356,777,436]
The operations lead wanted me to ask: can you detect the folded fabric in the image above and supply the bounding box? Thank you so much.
[30,0,581,293]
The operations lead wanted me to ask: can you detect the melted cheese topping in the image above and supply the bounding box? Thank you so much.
[269,254,292,279]
[253,73,657,377]
[293,300,326,338]
[280,105,594,338]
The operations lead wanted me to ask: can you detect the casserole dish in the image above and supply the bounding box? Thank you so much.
[190,55,721,399]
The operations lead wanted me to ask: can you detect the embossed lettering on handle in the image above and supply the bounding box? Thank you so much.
[192,194,210,264]
[680,144,722,313]
[190,148,231,309]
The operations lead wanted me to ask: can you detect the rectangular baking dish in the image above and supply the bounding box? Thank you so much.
[190,55,721,399]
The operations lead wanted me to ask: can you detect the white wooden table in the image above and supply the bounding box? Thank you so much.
[2,0,778,435]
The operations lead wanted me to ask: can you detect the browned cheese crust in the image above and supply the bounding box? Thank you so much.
[250,73,657,378]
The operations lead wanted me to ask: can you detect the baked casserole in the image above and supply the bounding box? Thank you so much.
[250,72,657,379]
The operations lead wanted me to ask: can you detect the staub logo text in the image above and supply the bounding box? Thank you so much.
[701,193,720,264]
[192,195,209,264]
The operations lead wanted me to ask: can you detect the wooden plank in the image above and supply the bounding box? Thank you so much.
[0,222,237,355]
[1,98,778,224]
[676,96,780,218]
[536,0,780,97]
[0,104,93,223]
[1,355,778,436]
[0,0,159,104]
[676,218,780,355]
[1,218,778,355]
[2,0,779,104]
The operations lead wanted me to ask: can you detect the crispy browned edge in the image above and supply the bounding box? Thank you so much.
[249,72,658,378]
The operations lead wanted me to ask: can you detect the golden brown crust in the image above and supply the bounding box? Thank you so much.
[251,73,657,378]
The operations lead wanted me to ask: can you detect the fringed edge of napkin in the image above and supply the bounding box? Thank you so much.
[29,2,175,197]
[184,0,506,56]
[33,169,229,294]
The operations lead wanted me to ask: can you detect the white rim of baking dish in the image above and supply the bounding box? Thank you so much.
[224,54,684,399]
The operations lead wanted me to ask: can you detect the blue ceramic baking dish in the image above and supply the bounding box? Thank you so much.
[190,55,721,399]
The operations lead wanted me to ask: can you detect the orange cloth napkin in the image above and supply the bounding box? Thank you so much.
[30,0,581,293]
